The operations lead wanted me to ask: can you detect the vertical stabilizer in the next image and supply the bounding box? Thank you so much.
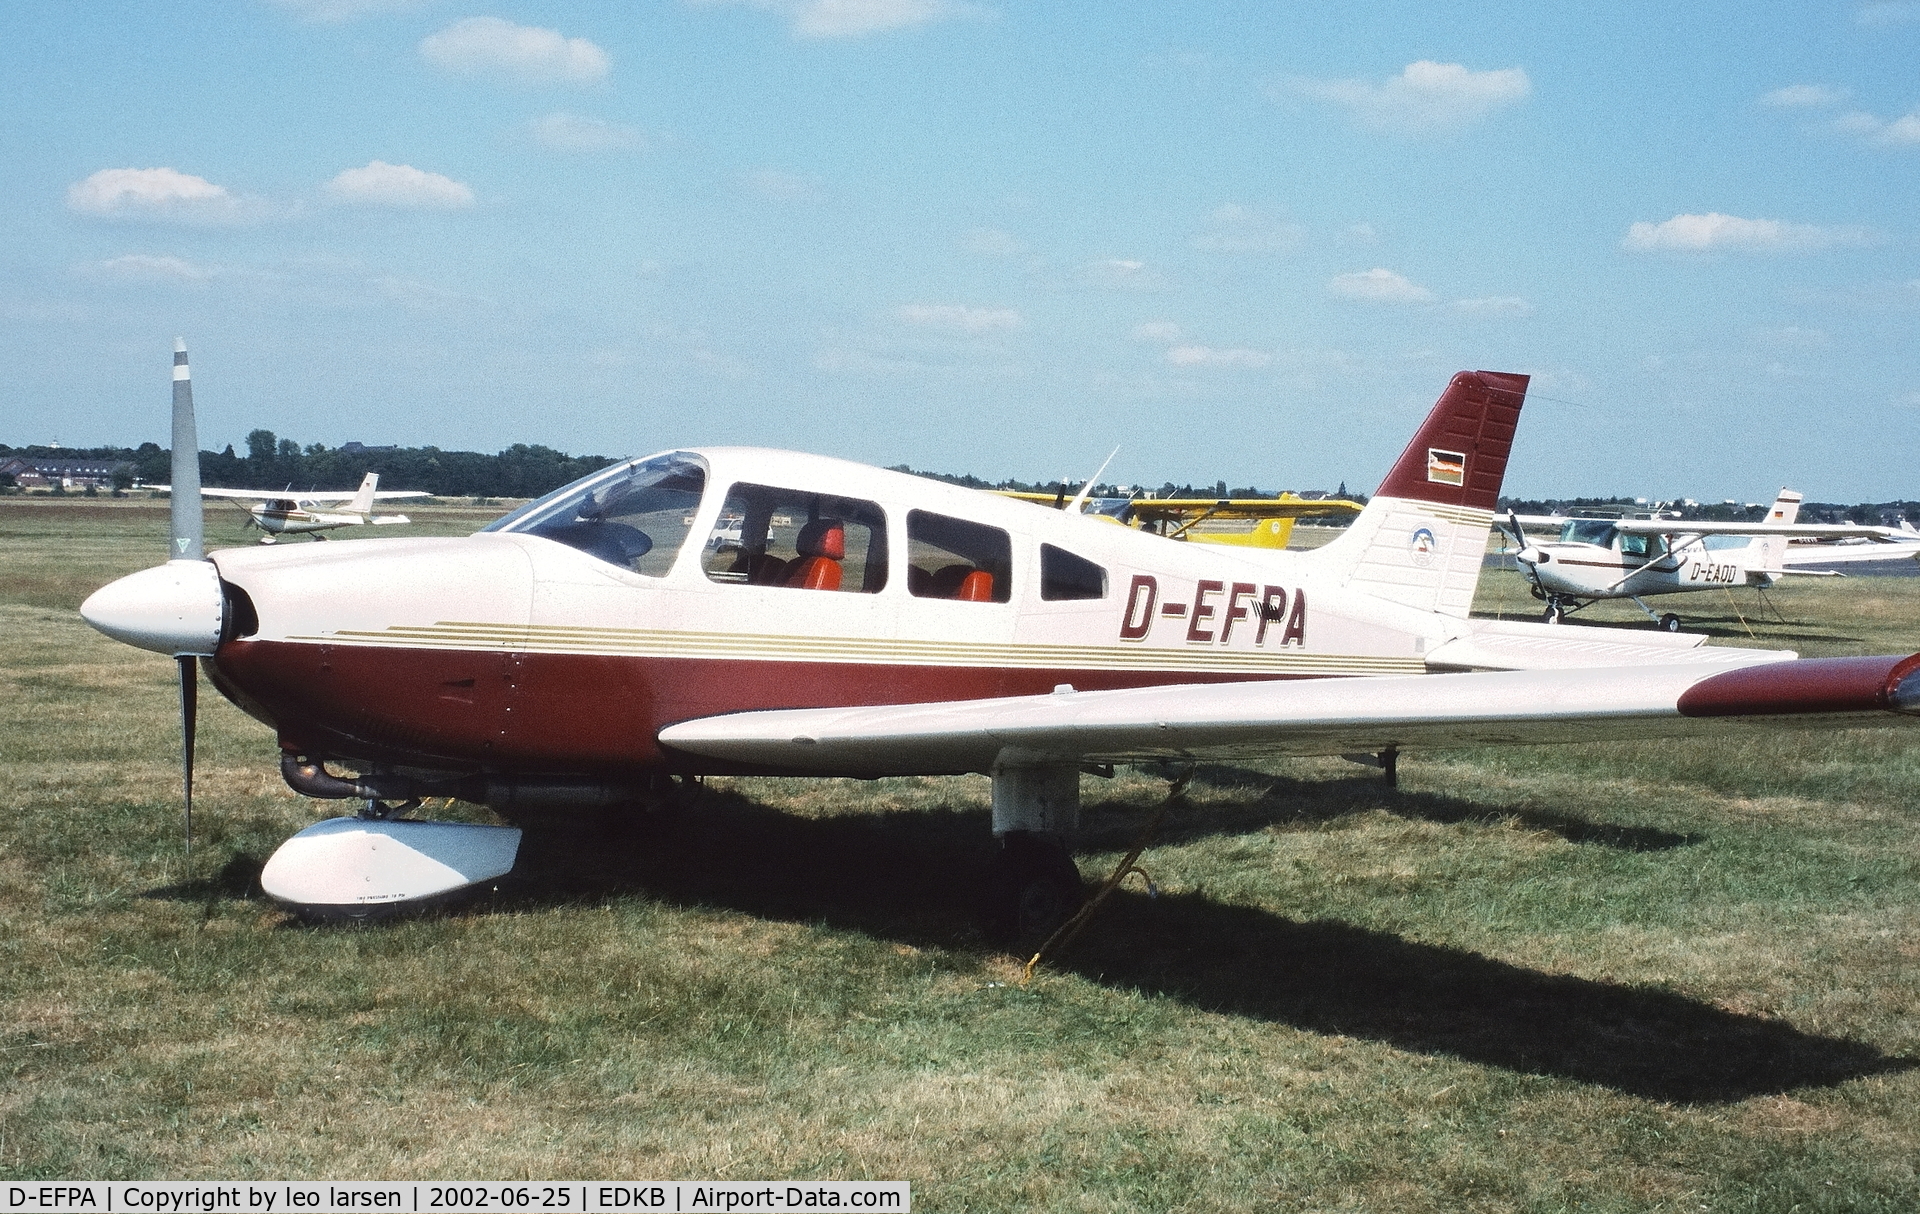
[1755,487,1803,568]
[347,472,380,516]
[1305,370,1529,618]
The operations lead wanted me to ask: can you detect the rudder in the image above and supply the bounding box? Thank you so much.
[1305,371,1529,618]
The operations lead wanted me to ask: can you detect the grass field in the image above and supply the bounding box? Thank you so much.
[3,496,1918,1209]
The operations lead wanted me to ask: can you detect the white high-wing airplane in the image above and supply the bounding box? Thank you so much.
[81,343,1919,948]
[158,472,428,542]
[1507,489,1916,631]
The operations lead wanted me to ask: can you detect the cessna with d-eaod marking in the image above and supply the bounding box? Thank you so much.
[158,471,428,543]
[1508,489,1918,631]
[81,343,1920,945]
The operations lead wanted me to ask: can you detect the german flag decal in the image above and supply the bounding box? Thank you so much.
[1426,448,1466,486]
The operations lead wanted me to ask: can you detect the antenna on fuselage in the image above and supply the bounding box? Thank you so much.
[1065,446,1120,515]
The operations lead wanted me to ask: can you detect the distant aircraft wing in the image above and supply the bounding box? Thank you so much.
[998,490,1363,521]
[659,652,1920,777]
[153,485,281,502]
[152,485,428,504]
[1612,519,1902,540]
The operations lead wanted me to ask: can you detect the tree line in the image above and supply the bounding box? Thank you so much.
[0,431,617,500]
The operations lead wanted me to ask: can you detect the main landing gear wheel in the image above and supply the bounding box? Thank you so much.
[1659,613,1682,633]
[981,831,1084,952]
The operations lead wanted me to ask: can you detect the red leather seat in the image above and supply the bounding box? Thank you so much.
[783,520,845,591]
[929,564,992,600]
[954,570,993,601]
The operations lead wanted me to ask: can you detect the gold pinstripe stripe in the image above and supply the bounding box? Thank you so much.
[284,622,1426,676]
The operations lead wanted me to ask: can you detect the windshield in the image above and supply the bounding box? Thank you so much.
[483,452,709,577]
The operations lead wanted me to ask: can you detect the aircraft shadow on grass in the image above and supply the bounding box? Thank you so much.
[1083,765,1700,853]
[155,781,1909,1104]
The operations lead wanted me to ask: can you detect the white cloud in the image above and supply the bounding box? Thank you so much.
[1329,268,1434,303]
[324,161,475,209]
[1078,258,1165,290]
[1130,320,1182,343]
[1286,61,1531,133]
[1345,222,1378,242]
[1622,212,1868,252]
[1165,344,1272,368]
[82,254,216,283]
[521,112,643,152]
[1761,83,1848,109]
[1825,107,1920,145]
[66,167,256,224]
[1191,203,1303,254]
[1452,295,1532,316]
[897,303,1021,334]
[692,0,988,39]
[419,17,610,85]
[1874,112,1920,144]
[266,0,420,21]
[1857,2,1920,25]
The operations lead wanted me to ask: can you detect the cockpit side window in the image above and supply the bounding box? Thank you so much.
[483,453,708,577]
[907,510,1012,603]
[1040,544,1107,601]
[702,483,888,594]
[1618,531,1668,558]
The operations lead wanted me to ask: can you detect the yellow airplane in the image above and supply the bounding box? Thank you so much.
[999,488,1364,549]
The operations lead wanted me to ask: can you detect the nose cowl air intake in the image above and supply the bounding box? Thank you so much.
[81,559,225,656]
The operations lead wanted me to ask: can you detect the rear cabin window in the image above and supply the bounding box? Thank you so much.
[702,483,888,594]
[1040,544,1107,601]
[907,510,1012,603]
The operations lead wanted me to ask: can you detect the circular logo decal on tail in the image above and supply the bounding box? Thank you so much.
[1410,527,1437,567]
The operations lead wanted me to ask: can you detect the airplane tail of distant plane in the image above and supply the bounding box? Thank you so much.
[346,472,379,516]
[1304,370,1529,619]
[1754,486,1804,569]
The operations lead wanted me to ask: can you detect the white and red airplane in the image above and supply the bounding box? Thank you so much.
[157,472,427,543]
[81,343,1920,944]
[1507,489,1916,631]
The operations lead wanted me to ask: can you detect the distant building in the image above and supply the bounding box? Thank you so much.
[337,441,398,454]
[0,456,132,490]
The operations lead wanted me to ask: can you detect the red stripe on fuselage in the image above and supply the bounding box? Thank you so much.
[205,639,1320,775]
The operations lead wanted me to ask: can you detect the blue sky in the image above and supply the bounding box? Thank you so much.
[2,1,1916,500]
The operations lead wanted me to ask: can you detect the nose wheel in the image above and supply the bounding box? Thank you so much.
[1543,597,1565,624]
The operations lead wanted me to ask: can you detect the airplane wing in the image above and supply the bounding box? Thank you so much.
[152,485,289,502]
[151,485,428,504]
[659,652,1920,777]
[998,490,1363,521]
[1775,538,1920,569]
[1611,518,1903,540]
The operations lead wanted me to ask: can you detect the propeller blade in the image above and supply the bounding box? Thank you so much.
[1506,509,1529,554]
[178,654,197,857]
[170,339,205,562]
